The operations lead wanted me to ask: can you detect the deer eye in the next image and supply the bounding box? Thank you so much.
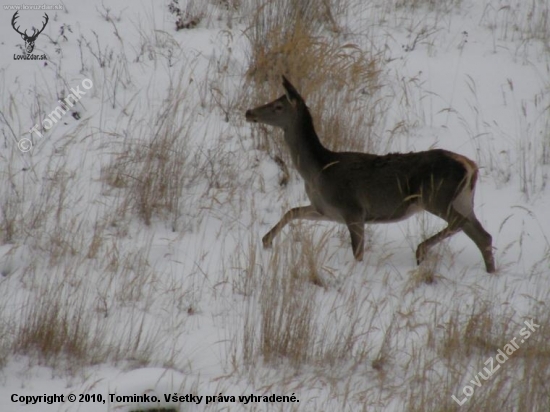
[274,104,283,111]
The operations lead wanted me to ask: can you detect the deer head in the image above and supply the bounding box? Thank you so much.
[11,11,49,54]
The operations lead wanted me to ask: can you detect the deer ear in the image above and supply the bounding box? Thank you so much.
[282,75,302,105]
[284,90,298,107]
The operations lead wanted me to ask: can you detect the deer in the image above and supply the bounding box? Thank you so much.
[11,11,49,55]
[245,76,496,273]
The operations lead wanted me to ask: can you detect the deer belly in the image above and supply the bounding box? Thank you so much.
[307,195,347,223]
[366,202,423,223]
[314,202,348,223]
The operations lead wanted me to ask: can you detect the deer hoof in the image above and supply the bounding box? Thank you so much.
[416,245,427,265]
[485,258,496,274]
[262,234,273,249]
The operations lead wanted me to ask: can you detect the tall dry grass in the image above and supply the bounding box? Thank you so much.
[243,0,387,161]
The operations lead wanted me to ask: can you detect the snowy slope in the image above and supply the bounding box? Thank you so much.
[0,0,549,411]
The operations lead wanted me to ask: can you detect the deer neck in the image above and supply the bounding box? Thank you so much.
[283,110,333,182]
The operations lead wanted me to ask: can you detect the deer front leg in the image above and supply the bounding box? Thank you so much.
[346,220,365,261]
[262,205,326,248]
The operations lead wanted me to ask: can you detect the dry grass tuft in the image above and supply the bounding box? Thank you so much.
[241,233,369,372]
[102,78,197,230]
[246,21,376,93]
[243,0,387,159]
[13,284,102,370]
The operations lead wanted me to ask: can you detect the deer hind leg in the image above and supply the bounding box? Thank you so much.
[449,180,495,273]
[461,216,495,273]
[416,224,460,265]
[416,192,465,266]
[417,207,495,273]
[262,205,327,248]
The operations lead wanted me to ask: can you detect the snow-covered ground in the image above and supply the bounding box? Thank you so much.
[0,0,549,411]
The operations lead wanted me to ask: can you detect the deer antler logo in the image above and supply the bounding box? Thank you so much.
[11,11,49,54]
